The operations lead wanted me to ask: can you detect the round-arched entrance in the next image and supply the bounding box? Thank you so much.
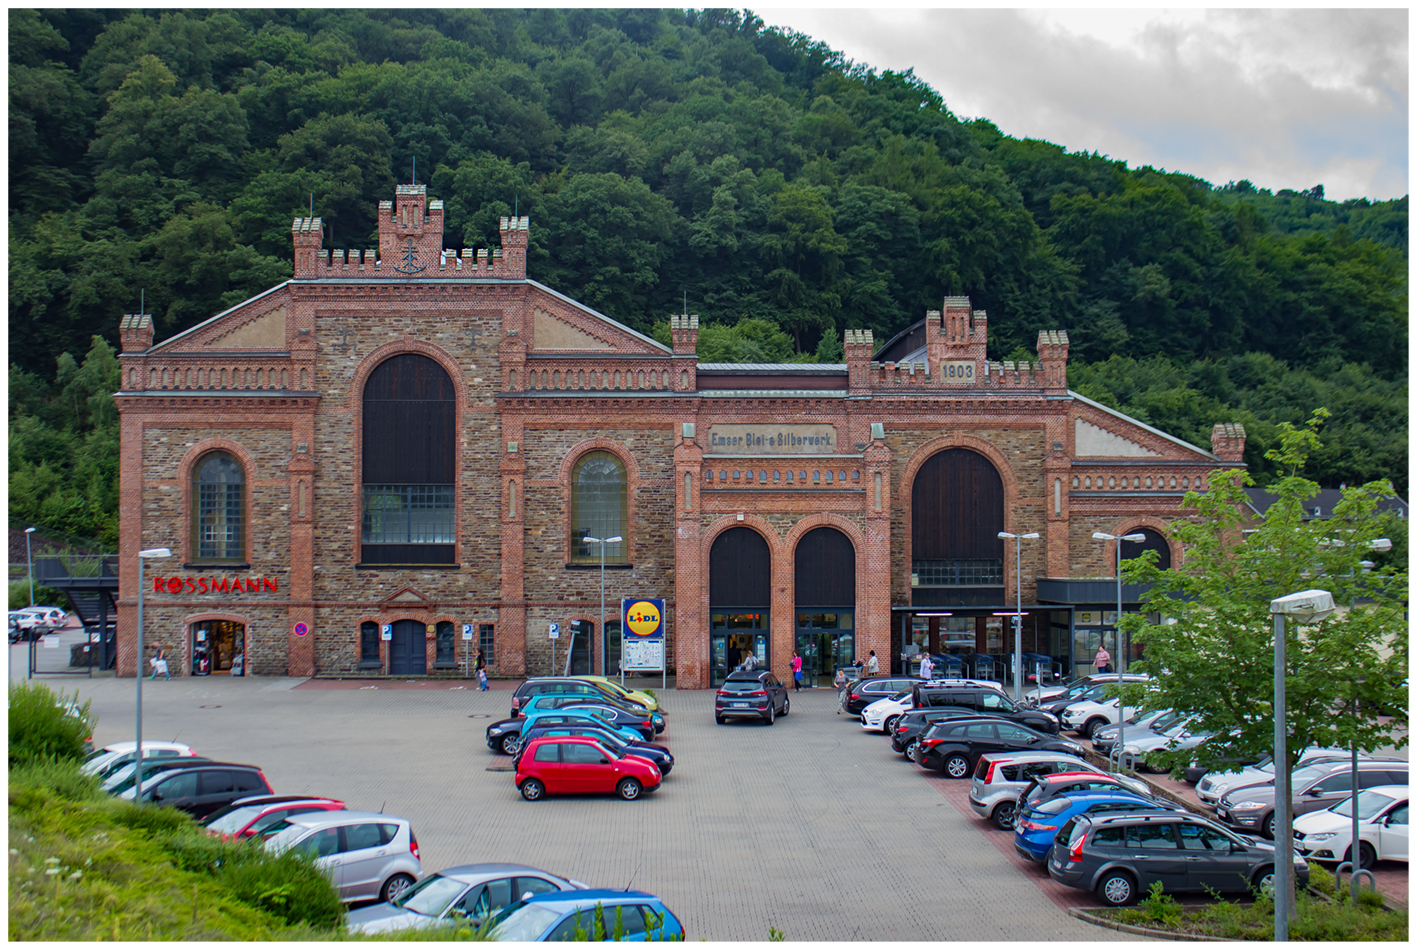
[794,527,856,687]
[388,619,428,676]
[708,526,770,687]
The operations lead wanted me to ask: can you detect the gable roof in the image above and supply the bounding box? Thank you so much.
[1244,488,1408,521]
[1068,391,1219,460]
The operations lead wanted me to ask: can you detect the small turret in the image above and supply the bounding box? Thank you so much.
[118,313,153,353]
[1211,423,1247,463]
[671,313,699,355]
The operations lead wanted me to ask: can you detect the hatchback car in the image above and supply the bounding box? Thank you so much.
[714,670,790,724]
[82,741,198,777]
[1196,747,1379,806]
[488,889,685,942]
[516,723,673,776]
[570,676,659,712]
[265,810,423,903]
[516,736,661,801]
[120,762,273,819]
[1018,771,1173,814]
[1292,786,1408,869]
[1014,789,1183,862]
[891,708,994,759]
[918,718,1084,778]
[1028,674,1150,712]
[968,752,1150,829]
[515,708,647,750]
[860,691,914,733]
[1216,760,1410,838]
[841,676,922,715]
[1090,707,1181,755]
[510,678,653,719]
[526,696,661,738]
[202,796,346,840]
[1048,810,1308,906]
[912,683,1060,734]
[104,756,216,795]
[346,863,589,934]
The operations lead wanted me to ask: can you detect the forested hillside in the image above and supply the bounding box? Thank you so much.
[9,8,1408,547]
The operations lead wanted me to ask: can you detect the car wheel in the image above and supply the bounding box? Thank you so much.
[1263,813,1276,839]
[617,778,642,801]
[1098,870,1138,907]
[992,801,1017,831]
[381,873,416,903]
[519,778,545,802]
[715,715,725,725]
[1346,841,1377,870]
[1252,865,1276,897]
[781,696,790,716]
[766,704,776,725]
[883,715,898,733]
[1084,719,1105,738]
[943,753,970,779]
[500,733,522,756]
[906,739,921,761]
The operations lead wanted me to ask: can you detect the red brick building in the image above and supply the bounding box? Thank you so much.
[115,183,1246,688]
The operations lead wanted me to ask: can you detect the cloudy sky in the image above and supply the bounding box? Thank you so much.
[754,7,1408,201]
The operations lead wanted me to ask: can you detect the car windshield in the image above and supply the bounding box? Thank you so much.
[1292,764,1336,786]
[391,873,467,916]
[1329,790,1399,820]
[205,804,268,834]
[888,692,910,701]
[490,903,563,942]
[721,680,763,693]
[1149,711,1184,732]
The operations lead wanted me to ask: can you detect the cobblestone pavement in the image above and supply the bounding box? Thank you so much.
[56,673,1133,942]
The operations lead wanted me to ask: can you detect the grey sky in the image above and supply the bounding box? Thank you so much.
[754,8,1408,201]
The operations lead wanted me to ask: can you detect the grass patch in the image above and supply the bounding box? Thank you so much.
[1094,889,1406,941]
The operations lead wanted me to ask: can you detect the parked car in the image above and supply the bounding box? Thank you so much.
[514,708,647,750]
[1091,707,1181,755]
[1025,673,1149,709]
[488,889,685,942]
[1048,810,1309,906]
[18,606,68,631]
[515,736,661,801]
[82,741,197,776]
[1216,760,1410,838]
[509,678,653,719]
[912,682,1061,734]
[860,691,914,733]
[1197,747,1378,806]
[516,723,672,776]
[265,810,423,903]
[1018,771,1180,815]
[1059,696,1130,738]
[105,756,216,795]
[524,696,662,737]
[570,676,659,713]
[119,761,274,819]
[714,670,790,725]
[1182,735,1267,783]
[201,796,346,840]
[918,718,1084,778]
[9,610,47,641]
[890,708,995,759]
[841,676,922,715]
[1037,676,1149,719]
[346,863,589,934]
[1292,786,1409,868]
[1120,722,1213,772]
[1014,789,1186,862]
[968,751,1150,830]
[487,717,531,755]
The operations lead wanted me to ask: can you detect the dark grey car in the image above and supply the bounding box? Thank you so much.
[715,671,790,724]
[1047,811,1309,906]
[1216,760,1410,838]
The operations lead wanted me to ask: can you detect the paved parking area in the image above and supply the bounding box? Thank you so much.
[49,673,1132,942]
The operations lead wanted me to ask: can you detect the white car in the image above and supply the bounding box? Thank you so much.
[82,741,198,776]
[19,606,68,630]
[861,691,914,732]
[1059,697,1125,738]
[1121,722,1213,771]
[1197,748,1356,806]
[1293,786,1409,868]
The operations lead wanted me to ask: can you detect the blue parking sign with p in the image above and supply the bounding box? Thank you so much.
[381,624,392,641]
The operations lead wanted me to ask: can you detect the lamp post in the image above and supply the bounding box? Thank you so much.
[1270,589,1336,940]
[24,527,36,679]
[1092,532,1146,767]
[582,535,622,681]
[134,547,172,803]
[997,531,1039,702]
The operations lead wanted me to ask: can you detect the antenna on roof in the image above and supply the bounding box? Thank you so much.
[683,291,687,318]
[309,192,313,217]
[623,860,642,892]
[140,289,144,314]
[379,800,385,814]
[514,194,519,219]
[412,157,416,185]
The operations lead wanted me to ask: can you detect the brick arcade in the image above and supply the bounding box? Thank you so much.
[114,182,1246,688]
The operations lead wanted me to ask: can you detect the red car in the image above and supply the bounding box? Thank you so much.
[201,795,347,841]
[516,736,661,801]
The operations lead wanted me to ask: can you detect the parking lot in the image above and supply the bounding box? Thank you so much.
[45,670,1135,942]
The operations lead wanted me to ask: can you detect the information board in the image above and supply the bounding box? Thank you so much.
[620,598,665,671]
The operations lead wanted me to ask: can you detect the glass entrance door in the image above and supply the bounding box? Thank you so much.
[795,611,853,687]
[709,610,768,687]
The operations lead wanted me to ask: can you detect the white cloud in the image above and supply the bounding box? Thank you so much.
[754,8,1408,200]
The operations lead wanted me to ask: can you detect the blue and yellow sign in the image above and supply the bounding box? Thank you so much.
[622,599,664,639]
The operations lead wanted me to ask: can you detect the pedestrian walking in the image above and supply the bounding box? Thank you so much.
[475,648,488,690]
[834,667,847,714]
[918,652,934,681]
[866,650,879,676]
[150,645,171,680]
[791,650,803,691]
[1094,643,1112,675]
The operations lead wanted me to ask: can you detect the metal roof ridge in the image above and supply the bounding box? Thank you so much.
[1068,390,1219,460]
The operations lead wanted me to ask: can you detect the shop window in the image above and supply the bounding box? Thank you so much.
[435,621,456,667]
[479,624,495,665]
[572,451,627,564]
[359,622,381,666]
[193,452,245,563]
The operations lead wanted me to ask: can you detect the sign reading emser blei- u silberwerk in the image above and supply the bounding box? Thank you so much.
[707,424,836,454]
[621,598,665,672]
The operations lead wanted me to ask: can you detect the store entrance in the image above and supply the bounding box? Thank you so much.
[191,620,244,675]
[709,612,768,688]
[794,611,853,687]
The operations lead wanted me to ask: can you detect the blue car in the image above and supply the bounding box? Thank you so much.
[488,889,684,941]
[1013,789,1185,862]
[516,708,644,748]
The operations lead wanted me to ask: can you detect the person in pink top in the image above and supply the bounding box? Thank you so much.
[1094,644,1112,674]
[791,650,804,691]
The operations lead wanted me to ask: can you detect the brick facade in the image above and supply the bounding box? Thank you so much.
[114,183,1246,688]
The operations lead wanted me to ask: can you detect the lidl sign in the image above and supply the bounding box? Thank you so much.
[622,599,664,639]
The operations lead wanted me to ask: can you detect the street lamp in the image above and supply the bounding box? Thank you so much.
[24,527,35,679]
[134,547,172,803]
[997,531,1039,702]
[1270,588,1336,940]
[1346,676,1368,904]
[1092,531,1146,768]
[582,535,622,683]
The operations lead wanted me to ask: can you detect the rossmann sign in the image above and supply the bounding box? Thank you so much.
[153,576,279,594]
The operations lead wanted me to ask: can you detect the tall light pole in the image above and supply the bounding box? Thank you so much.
[24,527,36,679]
[582,535,622,681]
[1270,589,1336,940]
[1092,531,1145,767]
[997,531,1039,702]
[134,547,171,802]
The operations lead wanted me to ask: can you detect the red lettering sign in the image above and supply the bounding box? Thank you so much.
[149,575,280,594]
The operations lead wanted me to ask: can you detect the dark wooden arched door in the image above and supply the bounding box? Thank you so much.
[1121,528,1171,572]
[794,527,856,686]
[911,448,1005,605]
[389,619,427,676]
[709,527,771,686]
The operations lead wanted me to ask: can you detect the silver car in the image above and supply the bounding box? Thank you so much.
[967,751,1151,830]
[265,810,423,903]
[1197,748,1367,806]
[346,863,589,934]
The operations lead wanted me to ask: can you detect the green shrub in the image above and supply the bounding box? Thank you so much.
[212,847,347,930]
[1136,880,1182,925]
[105,799,198,836]
[9,755,103,802]
[1307,863,1335,896]
[8,681,93,766]
[9,580,69,611]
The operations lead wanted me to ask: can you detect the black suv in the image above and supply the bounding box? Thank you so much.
[918,717,1085,778]
[1048,810,1308,906]
[130,762,274,819]
[509,677,652,718]
[890,708,995,758]
[715,671,790,724]
[842,676,921,715]
[912,682,1060,734]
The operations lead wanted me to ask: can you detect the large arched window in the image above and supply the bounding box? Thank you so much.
[911,448,1005,591]
[571,451,627,564]
[362,354,456,565]
[1120,528,1172,572]
[192,453,245,563]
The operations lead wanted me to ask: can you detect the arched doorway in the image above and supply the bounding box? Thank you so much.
[1120,528,1171,572]
[794,527,855,687]
[389,619,427,676]
[708,526,771,687]
[189,620,245,676]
